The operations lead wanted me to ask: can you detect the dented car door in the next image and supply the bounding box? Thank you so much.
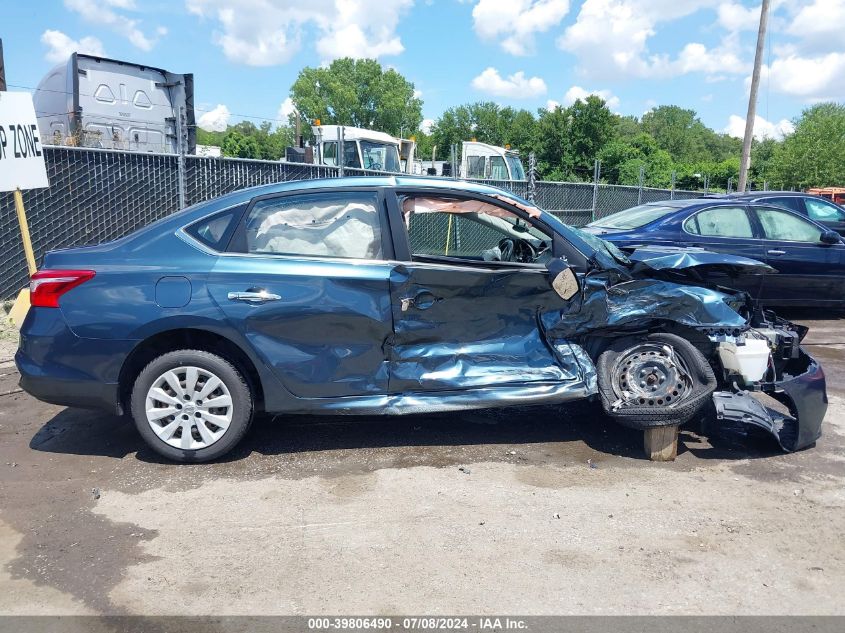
[384,189,580,394]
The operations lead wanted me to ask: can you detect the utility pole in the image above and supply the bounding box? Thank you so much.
[738,0,770,193]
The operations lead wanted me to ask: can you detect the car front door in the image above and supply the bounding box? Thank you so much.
[384,190,578,394]
[205,188,395,398]
[677,205,766,298]
[803,196,845,236]
[751,205,845,306]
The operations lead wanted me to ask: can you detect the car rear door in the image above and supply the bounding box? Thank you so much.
[750,205,845,306]
[383,189,578,394]
[676,205,766,298]
[204,187,395,398]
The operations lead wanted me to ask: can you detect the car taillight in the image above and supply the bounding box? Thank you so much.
[29,270,96,308]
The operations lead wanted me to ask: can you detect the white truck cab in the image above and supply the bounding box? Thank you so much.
[312,124,416,174]
[461,141,526,181]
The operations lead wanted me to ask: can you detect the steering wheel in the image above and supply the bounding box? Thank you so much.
[516,240,538,263]
[498,238,516,262]
[369,161,383,171]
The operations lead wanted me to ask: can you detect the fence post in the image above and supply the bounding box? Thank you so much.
[704,174,709,195]
[727,176,733,194]
[591,159,600,222]
[176,106,187,209]
[339,126,345,178]
[763,180,769,191]
[527,152,537,203]
[670,171,676,200]
[637,165,645,204]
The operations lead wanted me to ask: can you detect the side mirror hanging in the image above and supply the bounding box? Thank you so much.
[547,258,579,300]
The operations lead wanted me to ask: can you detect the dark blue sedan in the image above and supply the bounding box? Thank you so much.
[16,178,827,462]
[584,199,845,307]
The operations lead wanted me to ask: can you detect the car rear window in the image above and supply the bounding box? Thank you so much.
[589,204,677,230]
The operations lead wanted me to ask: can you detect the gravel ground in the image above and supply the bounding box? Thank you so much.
[0,309,843,616]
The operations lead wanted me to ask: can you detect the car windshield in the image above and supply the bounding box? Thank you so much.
[506,154,525,180]
[360,141,401,172]
[589,204,677,230]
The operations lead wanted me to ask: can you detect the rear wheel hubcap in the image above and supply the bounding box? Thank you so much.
[145,366,233,450]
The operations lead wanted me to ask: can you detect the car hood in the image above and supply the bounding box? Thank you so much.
[625,246,775,276]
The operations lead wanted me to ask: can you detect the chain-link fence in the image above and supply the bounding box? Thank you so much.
[1,146,715,299]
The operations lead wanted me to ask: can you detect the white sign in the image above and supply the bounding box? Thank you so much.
[0,92,50,192]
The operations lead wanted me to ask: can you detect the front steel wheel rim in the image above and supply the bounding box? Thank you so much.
[612,343,691,408]
[145,366,233,450]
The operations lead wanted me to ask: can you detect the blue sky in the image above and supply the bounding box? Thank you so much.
[4,1,845,139]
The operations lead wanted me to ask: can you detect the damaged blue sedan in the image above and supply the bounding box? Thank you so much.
[16,178,827,462]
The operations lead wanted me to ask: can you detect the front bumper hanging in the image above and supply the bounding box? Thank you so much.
[712,347,827,452]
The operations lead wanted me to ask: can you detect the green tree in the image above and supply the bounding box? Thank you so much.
[291,58,422,137]
[198,121,294,160]
[535,105,574,180]
[642,105,710,163]
[770,103,845,189]
[567,96,616,175]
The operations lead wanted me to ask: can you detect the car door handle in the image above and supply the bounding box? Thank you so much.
[227,290,281,303]
[767,249,786,256]
[400,291,440,311]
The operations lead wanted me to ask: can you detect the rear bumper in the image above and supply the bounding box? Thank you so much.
[15,307,133,414]
[17,369,119,412]
[713,347,826,451]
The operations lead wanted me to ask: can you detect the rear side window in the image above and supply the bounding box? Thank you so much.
[233,191,383,260]
[756,207,822,243]
[684,207,753,238]
[765,196,803,212]
[185,209,240,251]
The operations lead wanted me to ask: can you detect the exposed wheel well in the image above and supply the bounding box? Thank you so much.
[118,329,265,416]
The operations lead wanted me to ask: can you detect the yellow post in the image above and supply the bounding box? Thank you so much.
[8,189,36,328]
[13,188,37,276]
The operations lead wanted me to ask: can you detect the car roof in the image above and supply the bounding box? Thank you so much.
[718,191,809,199]
[632,198,750,209]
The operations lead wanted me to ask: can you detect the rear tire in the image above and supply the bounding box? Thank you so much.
[130,349,253,462]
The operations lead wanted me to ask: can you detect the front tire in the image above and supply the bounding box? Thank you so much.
[130,349,253,462]
[596,333,717,430]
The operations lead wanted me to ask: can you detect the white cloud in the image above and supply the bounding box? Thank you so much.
[276,97,296,125]
[64,0,164,51]
[724,114,794,140]
[787,0,845,40]
[421,118,434,135]
[471,67,547,98]
[546,99,561,111]
[198,104,231,132]
[673,39,749,76]
[716,2,760,32]
[471,0,570,56]
[186,0,412,66]
[759,52,845,100]
[561,85,620,109]
[41,29,106,62]
[413,89,423,99]
[557,0,729,79]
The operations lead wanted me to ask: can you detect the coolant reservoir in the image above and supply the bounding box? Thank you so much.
[718,338,771,384]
